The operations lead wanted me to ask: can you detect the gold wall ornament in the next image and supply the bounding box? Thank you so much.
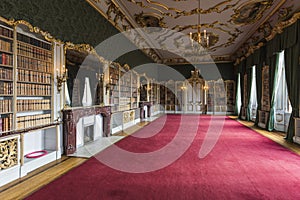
[64,42,107,64]
[14,19,62,44]
[123,64,130,71]
[230,0,273,25]
[0,138,18,170]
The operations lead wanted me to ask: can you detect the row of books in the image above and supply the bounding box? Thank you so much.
[17,83,51,96]
[0,114,12,133]
[17,99,51,112]
[16,113,51,130]
[0,53,13,66]
[0,67,13,80]
[17,33,51,50]
[119,97,131,105]
[17,42,52,62]
[0,40,12,52]
[0,82,13,95]
[17,55,52,73]
[18,69,51,84]
[0,26,13,38]
[0,99,12,113]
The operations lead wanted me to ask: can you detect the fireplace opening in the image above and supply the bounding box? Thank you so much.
[84,125,94,144]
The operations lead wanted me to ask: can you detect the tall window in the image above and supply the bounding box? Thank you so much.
[249,66,257,121]
[274,51,291,132]
[236,73,242,115]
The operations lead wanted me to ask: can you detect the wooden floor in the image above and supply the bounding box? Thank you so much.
[1,117,300,200]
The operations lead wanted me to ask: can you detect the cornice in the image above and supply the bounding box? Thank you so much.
[234,11,300,65]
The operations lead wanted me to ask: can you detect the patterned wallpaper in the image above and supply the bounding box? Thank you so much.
[0,0,153,66]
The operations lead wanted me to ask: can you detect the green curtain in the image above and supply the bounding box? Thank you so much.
[284,44,300,141]
[246,67,252,121]
[268,54,280,131]
[246,67,253,121]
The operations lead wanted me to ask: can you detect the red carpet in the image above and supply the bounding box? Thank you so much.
[27,115,300,199]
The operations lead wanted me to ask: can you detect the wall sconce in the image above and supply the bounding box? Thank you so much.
[203,85,209,91]
[57,68,68,92]
[181,86,186,90]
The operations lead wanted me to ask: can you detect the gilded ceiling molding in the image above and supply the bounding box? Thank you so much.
[266,11,300,41]
[234,11,300,65]
[125,0,242,19]
[87,0,162,63]
[278,6,293,21]
[156,21,242,51]
[230,0,273,25]
[134,12,167,28]
[162,55,233,65]
[175,0,242,18]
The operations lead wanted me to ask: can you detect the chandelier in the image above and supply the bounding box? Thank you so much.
[189,0,210,48]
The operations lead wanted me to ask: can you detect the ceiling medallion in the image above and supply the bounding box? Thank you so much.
[134,12,166,28]
[230,0,273,25]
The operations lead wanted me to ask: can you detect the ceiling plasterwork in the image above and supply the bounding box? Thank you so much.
[230,0,274,25]
[88,0,299,65]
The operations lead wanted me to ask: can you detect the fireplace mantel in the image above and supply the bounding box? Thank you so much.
[62,105,111,155]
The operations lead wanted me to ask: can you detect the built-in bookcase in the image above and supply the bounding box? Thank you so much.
[16,31,52,130]
[0,19,59,186]
[0,23,13,133]
[107,63,140,113]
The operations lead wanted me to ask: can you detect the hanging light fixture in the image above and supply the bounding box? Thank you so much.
[189,0,210,48]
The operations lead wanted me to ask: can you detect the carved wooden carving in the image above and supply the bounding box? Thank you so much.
[0,138,18,170]
[62,106,111,155]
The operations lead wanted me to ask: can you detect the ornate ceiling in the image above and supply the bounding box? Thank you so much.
[87,0,300,64]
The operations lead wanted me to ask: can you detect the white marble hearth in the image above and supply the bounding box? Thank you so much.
[69,136,125,158]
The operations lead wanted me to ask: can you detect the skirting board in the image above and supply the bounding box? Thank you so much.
[0,165,20,187]
[20,150,57,177]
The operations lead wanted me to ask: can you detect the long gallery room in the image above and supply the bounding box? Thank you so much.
[0,0,300,199]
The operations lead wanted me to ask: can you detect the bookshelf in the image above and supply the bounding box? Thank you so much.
[165,80,175,112]
[119,65,131,111]
[109,63,119,112]
[159,82,166,106]
[16,31,53,130]
[206,81,215,112]
[0,23,13,134]
[225,80,235,113]
[131,71,138,109]
[214,79,226,113]
[0,19,61,186]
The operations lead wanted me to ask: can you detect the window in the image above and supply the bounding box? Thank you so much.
[274,51,291,132]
